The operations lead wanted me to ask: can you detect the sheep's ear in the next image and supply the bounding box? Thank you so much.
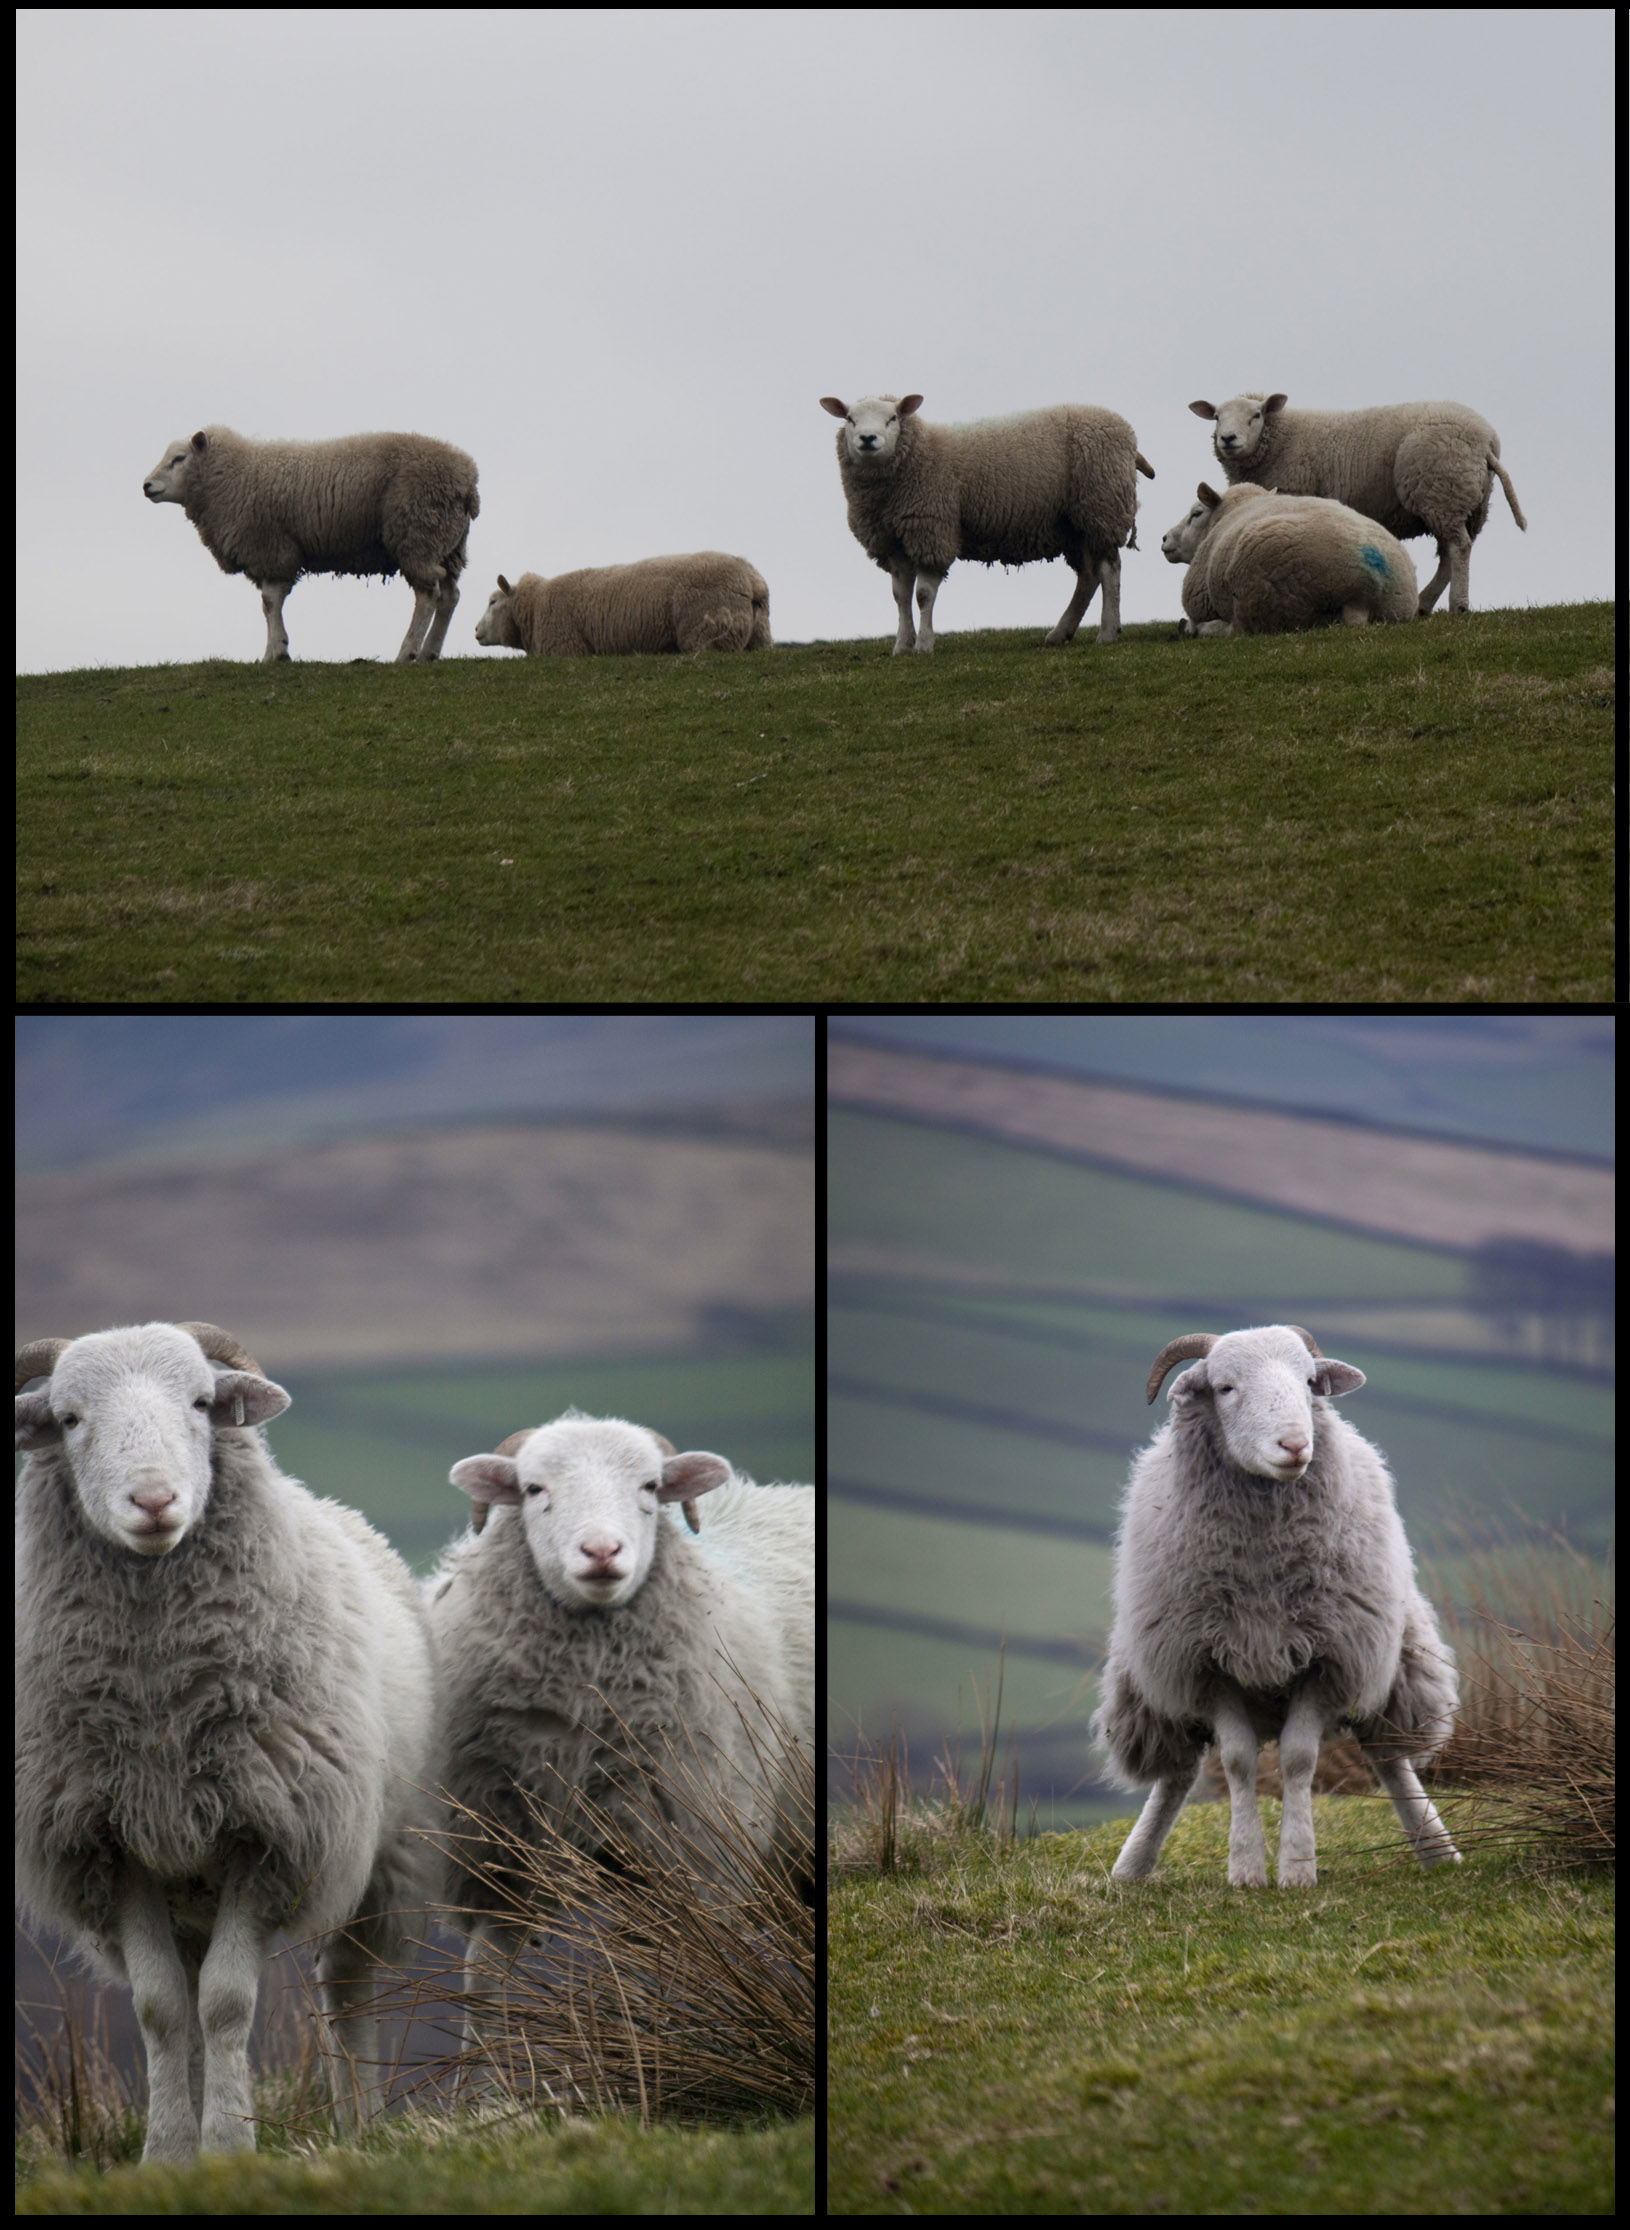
[819,397,849,417]
[655,1451,731,1506]
[496,574,512,595]
[1198,484,1221,509]
[1166,1361,1209,1402]
[1189,400,1218,420]
[208,1370,290,1428]
[450,1454,526,1506]
[190,430,208,451]
[898,395,924,416]
[14,1390,60,1450]
[1313,1360,1365,1398]
[1264,394,1288,414]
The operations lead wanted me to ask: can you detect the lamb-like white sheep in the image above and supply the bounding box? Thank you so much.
[1161,480,1418,636]
[423,1410,813,2041]
[818,393,1155,655]
[143,425,480,663]
[1188,392,1525,616]
[473,554,772,656]
[1093,1324,1461,1889]
[14,1322,436,2161]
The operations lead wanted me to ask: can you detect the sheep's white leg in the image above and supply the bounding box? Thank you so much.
[1045,560,1100,647]
[259,580,294,664]
[1195,619,1234,638]
[1340,603,1371,626]
[120,1865,201,2163]
[1110,1761,1202,1880]
[1212,1692,1268,1888]
[913,567,946,655]
[459,1917,534,2099]
[397,583,440,663]
[415,574,460,662]
[1366,1752,1462,1869]
[319,1925,384,2131]
[1417,542,1452,615]
[888,562,917,655]
[1094,553,1122,645]
[1445,527,1473,613]
[195,1865,268,2154]
[1274,1689,1326,1887]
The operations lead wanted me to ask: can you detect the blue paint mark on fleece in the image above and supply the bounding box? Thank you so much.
[1358,543,1390,579]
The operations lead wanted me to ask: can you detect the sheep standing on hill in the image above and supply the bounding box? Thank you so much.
[1161,481,1419,636]
[473,554,771,656]
[143,425,480,663]
[1093,1324,1461,1889]
[423,1410,813,2050]
[15,1322,436,2160]
[819,393,1155,654]
[1188,393,1524,615]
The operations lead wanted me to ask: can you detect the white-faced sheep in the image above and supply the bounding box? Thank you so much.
[473,554,771,656]
[819,393,1155,654]
[1161,480,1418,636]
[1189,393,1524,616]
[422,1410,813,2048]
[1093,1324,1461,1889]
[14,1322,436,2160]
[143,425,480,663]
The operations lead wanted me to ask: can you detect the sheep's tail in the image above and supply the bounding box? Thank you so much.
[1489,453,1526,531]
[1135,451,1155,479]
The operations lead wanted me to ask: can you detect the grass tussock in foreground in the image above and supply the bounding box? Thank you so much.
[16,601,1613,1001]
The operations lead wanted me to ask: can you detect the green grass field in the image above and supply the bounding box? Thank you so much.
[828,1801,1613,2215]
[16,603,1612,1001]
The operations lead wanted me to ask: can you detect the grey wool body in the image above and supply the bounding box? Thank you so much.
[1162,481,1419,636]
[819,393,1154,654]
[473,553,771,656]
[143,425,480,662]
[14,1322,436,2161]
[1093,1325,1460,1888]
[1188,392,1524,615]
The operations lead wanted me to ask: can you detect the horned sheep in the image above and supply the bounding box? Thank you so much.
[1161,480,1419,636]
[819,393,1155,655]
[14,1321,436,2161]
[422,1411,813,2040]
[1189,392,1525,615]
[473,553,772,656]
[1093,1324,1461,1889]
[143,425,480,663]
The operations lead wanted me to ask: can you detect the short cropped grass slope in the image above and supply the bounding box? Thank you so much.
[828,1801,1613,2217]
[17,604,1612,1002]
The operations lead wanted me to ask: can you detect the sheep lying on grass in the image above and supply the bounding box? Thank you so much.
[1094,1324,1461,1889]
[14,1322,436,2159]
[819,393,1154,654]
[473,554,771,655]
[143,425,480,662]
[1189,392,1524,615]
[1161,481,1418,636]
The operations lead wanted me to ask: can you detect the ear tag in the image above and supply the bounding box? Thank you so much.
[234,1393,245,1427]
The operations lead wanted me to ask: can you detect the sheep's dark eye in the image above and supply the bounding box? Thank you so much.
[524,1483,543,1498]
[60,1413,79,1429]
[194,1397,210,1411]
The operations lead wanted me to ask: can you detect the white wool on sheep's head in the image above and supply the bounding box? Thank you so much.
[1188,394,1288,462]
[1158,1324,1365,1482]
[473,575,517,648]
[819,393,924,464]
[1161,485,1223,565]
[142,431,207,506]
[449,1413,732,1611]
[12,1322,291,1559]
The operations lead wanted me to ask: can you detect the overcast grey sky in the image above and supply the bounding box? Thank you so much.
[16,7,1613,673]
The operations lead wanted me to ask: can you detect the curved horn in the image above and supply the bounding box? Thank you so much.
[470,1426,536,1532]
[175,1322,266,1376]
[15,1338,71,1393]
[1145,1333,1218,1406]
[1284,1325,1323,1357]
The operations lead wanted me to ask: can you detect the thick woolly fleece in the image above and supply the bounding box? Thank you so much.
[425,1476,813,1910]
[1093,1390,1458,1789]
[1175,483,1419,634]
[476,553,772,655]
[15,1430,435,1965]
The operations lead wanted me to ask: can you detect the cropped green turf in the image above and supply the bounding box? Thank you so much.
[828,1799,1613,2216]
[16,604,1613,1001]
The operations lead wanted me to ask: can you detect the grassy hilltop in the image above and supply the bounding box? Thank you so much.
[16,603,1613,1004]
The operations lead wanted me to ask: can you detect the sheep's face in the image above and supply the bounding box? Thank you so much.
[474,577,521,649]
[142,431,206,505]
[1191,394,1288,463]
[13,1323,291,1557]
[820,394,923,465]
[1161,495,1218,565]
[451,1415,732,1612]
[1166,1327,1364,1483]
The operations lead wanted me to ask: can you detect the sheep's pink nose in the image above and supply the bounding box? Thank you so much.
[1278,1436,1309,1463]
[579,1537,624,1571]
[130,1486,178,1518]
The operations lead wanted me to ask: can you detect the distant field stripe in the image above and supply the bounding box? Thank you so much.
[828,1597,1100,1663]
[829,1475,1113,1544]
[830,1373,1134,1454]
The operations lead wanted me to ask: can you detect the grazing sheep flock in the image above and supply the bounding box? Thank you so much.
[143,427,480,664]
[474,554,771,656]
[1189,392,1526,615]
[423,1410,814,2044]
[1093,1324,1462,1890]
[818,393,1155,654]
[14,1322,436,2161]
[1162,481,1419,636]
